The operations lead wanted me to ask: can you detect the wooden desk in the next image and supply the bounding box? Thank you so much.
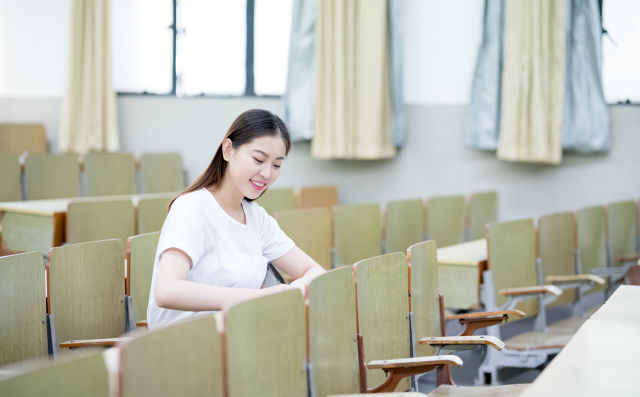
[521,285,640,396]
[0,192,174,256]
[436,239,487,309]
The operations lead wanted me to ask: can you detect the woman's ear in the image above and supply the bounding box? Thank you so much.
[221,138,233,161]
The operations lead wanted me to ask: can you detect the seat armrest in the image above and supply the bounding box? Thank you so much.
[499,285,562,297]
[447,309,525,321]
[446,310,525,336]
[616,253,640,263]
[136,320,148,327]
[364,355,462,393]
[545,274,605,285]
[419,335,505,351]
[59,337,130,349]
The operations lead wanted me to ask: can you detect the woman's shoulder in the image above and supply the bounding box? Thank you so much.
[171,188,210,211]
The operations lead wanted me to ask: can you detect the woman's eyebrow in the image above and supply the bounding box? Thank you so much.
[252,149,285,160]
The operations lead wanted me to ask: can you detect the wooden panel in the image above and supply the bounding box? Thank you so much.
[468,191,498,240]
[140,152,185,193]
[137,196,171,234]
[488,219,538,317]
[538,212,577,306]
[24,154,80,200]
[308,266,360,397]
[256,187,296,214]
[0,123,47,155]
[48,239,126,344]
[0,252,48,366]
[0,212,56,255]
[384,199,424,254]
[84,153,136,196]
[67,198,135,245]
[297,185,338,209]
[408,240,441,357]
[0,154,21,201]
[334,203,382,267]
[355,252,410,392]
[226,289,307,397]
[128,232,160,324]
[425,195,465,247]
[119,315,224,397]
[576,206,608,294]
[0,351,110,397]
[273,207,332,270]
[608,201,638,264]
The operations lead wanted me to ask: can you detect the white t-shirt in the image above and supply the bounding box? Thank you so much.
[146,188,295,328]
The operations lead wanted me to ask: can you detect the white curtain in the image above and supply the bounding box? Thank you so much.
[59,0,119,153]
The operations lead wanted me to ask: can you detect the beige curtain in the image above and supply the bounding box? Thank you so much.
[498,0,566,164]
[312,0,395,159]
[59,0,119,153]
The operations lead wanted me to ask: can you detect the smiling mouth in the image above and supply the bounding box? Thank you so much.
[250,179,266,191]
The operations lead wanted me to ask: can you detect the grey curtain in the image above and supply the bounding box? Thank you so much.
[389,0,407,146]
[562,0,611,151]
[464,0,505,150]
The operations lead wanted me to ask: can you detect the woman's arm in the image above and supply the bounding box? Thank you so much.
[271,246,326,290]
[154,248,292,311]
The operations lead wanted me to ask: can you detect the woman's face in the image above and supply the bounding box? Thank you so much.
[222,134,287,200]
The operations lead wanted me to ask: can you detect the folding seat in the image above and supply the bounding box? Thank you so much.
[467,191,497,241]
[136,194,172,234]
[576,205,609,301]
[605,201,640,290]
[24,153,80,200]
[273,207,332,270]
[256,187,296,214]
[0,123,47,156]
[0,154,21,201]
[333,203,382,267]
[425,195,465,247]
[139,152,185,193]
[384,198,424,254]
[126,231,160,329]
[66,197,135,245]
[84,152,136,196]
[297,185,338,209]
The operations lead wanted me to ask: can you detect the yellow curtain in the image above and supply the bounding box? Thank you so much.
[59,0,119,154]
[312,0,395,159]
[498,0,566,164]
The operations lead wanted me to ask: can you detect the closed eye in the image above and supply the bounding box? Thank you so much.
[253,157,264,164]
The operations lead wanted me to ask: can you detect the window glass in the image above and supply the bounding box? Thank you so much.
[254,0,293,95]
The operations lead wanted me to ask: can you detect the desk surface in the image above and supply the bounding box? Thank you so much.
[521,285,640,396]
[437,239,487,266]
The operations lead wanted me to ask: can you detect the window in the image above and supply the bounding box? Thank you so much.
[111,0,293,96]
[602,0,640,103]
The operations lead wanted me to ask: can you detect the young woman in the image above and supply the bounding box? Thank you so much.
[147,109,325,328]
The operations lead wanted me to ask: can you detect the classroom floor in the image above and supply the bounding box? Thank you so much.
[416,291,606,393]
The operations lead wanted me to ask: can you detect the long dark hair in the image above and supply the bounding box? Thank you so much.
[169,109,291,209]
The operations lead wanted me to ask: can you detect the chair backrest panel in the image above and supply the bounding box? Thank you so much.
[24,154,79,200]
[137,196,171,234]
[0,123,47,155]
[576,206,608,273]
[0,154,22,201]
[334,203,382,267]
[256,187,296,214]
[84,153,136,196]
[297,185,338,209]
[487,219,539,317]
[608,201,638,265]
[0,252,48,366]
[119,315,224,397]
[140,152,185,194]
[408,240,441,357]
[273,207,332,270]
[354,252,410,391]
[225,289,307,397]
[67,198,135,245]
[308,266,360,397]
[385,199,424,254]
[48,239,126,343]
[425,195,465,247]
[538,212,577,306]
[128,232,160,324]
[468,191,498,240]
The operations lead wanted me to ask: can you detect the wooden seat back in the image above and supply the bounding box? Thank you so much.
[297,185,338,209]
[307,267,360,397]
[354,252,411,391]
[225,289,306,397]
[256,187,296,214]
[127,232,160,325]
[487,219,539,317]
[576,206,608,293]
[0,154,21,201]
[425,195,465,247]
[119,315,224,397]
[66,198,135,245]
[384,199,424,254]
[468,191,498,240]
[140,152,185,193]
[24,154,79,200]
[0,351,110,396]
[84,153,136,196]
[0,252,48,367]
[273,207,332,270]
[607,200,638,265]
[0,123,47,155]
[407,240,441,357]
[334,203,382,267]
[538,212,578,306]
[47,239,127,344]
[137,195,171,234]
